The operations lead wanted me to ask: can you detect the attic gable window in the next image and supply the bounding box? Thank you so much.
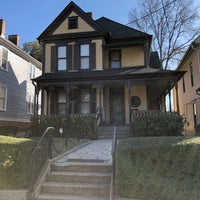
[68,16,78,29]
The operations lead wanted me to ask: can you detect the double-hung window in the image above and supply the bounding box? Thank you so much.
[0,85,7,111]
[80,44,90,69]
[26,94,34,114]
[57,46,67,71]
[80,89,90,114]
[109,50,121,68]
[0,48,8,71]
[28,63,35,80]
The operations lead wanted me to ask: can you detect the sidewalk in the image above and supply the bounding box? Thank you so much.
[53,139,112,165]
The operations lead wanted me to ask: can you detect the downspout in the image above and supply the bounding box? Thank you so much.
[32,81,38,118]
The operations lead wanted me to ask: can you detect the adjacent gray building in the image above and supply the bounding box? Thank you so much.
[0,19,42,130]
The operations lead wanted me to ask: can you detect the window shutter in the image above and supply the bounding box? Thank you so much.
[74,44,80,70]
[51,46,57,72]
[67,45,72,71]
[90,43,96,69]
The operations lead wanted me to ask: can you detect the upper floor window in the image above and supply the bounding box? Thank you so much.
[109,50,121,68]
[0,85,7,111]
[0,48,8,71]
[58,46,67,71]
[80,44,89,69]
[28,63,35,80]
[68,17,78,29]
[190,62,194,86]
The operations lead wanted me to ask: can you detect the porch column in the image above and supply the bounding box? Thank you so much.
[64,84,70,116]
[127,80,132,136]
[32,81,40,118]
[46,88,50,115]
[97,83,104,123]
[175,78,180,114]
[169,90,172,112]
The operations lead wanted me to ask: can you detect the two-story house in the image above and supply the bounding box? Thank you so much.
[175,35,200,135]
[33,1,184,128]
[0,19,42,131]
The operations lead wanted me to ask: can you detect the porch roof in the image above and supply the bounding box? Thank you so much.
[33,66,184,84]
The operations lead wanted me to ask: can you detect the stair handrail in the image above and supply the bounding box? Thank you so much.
[111,126,117,199]
[31,127,54,190]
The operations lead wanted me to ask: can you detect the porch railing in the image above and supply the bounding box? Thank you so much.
[131,109,179,117]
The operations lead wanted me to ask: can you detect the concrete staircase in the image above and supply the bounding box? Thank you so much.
[97,125,129,139]
[36,160,112,200]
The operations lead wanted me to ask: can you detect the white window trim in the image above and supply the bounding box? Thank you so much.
[0,84,7,111]
[0,46,9,72]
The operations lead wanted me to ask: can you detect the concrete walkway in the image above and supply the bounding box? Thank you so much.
[54,139,112,165]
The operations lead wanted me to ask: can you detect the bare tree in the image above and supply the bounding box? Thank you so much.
[129,0,200,69]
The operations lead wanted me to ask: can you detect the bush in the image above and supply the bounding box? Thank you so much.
[0,136,36,189]
[132,113,184,136]
[63,115,97,139]
[116,137,200,200]
[28,115,97,139]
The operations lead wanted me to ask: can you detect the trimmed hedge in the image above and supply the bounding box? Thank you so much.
[0,136,36,189]
[116,137,200,200]
[28,115,97,139]
[132,114,184,136]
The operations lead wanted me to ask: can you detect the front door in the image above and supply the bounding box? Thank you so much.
[110,87,125,124]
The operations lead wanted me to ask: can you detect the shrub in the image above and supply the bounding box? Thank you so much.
[116,137,200,200]
[0,136,36,189]
[28,115,97,139]
[131,113,184,136]
[63,115,97,139]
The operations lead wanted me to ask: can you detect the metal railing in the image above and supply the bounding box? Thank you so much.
[31,127,54,189]
[111,126,117,199]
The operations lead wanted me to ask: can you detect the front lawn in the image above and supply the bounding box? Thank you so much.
[116,136,200,200]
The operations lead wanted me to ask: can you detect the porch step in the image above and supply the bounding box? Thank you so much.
[97,125,129,139]
[37,161,112,200]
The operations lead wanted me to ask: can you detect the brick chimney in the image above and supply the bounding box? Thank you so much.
[0,19,6,38]
[86,12,93,19]
[8,34,20,47]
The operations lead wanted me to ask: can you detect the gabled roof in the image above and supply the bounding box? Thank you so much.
[38,1,104,41]
[0,36,42,69]
[38,1,152,44]
[176,35,200,70]
[96,17,151,39]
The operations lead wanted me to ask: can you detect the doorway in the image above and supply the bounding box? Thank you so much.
[110,87,125,124]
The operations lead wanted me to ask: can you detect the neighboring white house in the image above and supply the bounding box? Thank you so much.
[0,19,42,130]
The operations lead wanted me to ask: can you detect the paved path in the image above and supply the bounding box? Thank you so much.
[54,139,112,165]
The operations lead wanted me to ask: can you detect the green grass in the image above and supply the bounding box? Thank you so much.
[116,136,200,200]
